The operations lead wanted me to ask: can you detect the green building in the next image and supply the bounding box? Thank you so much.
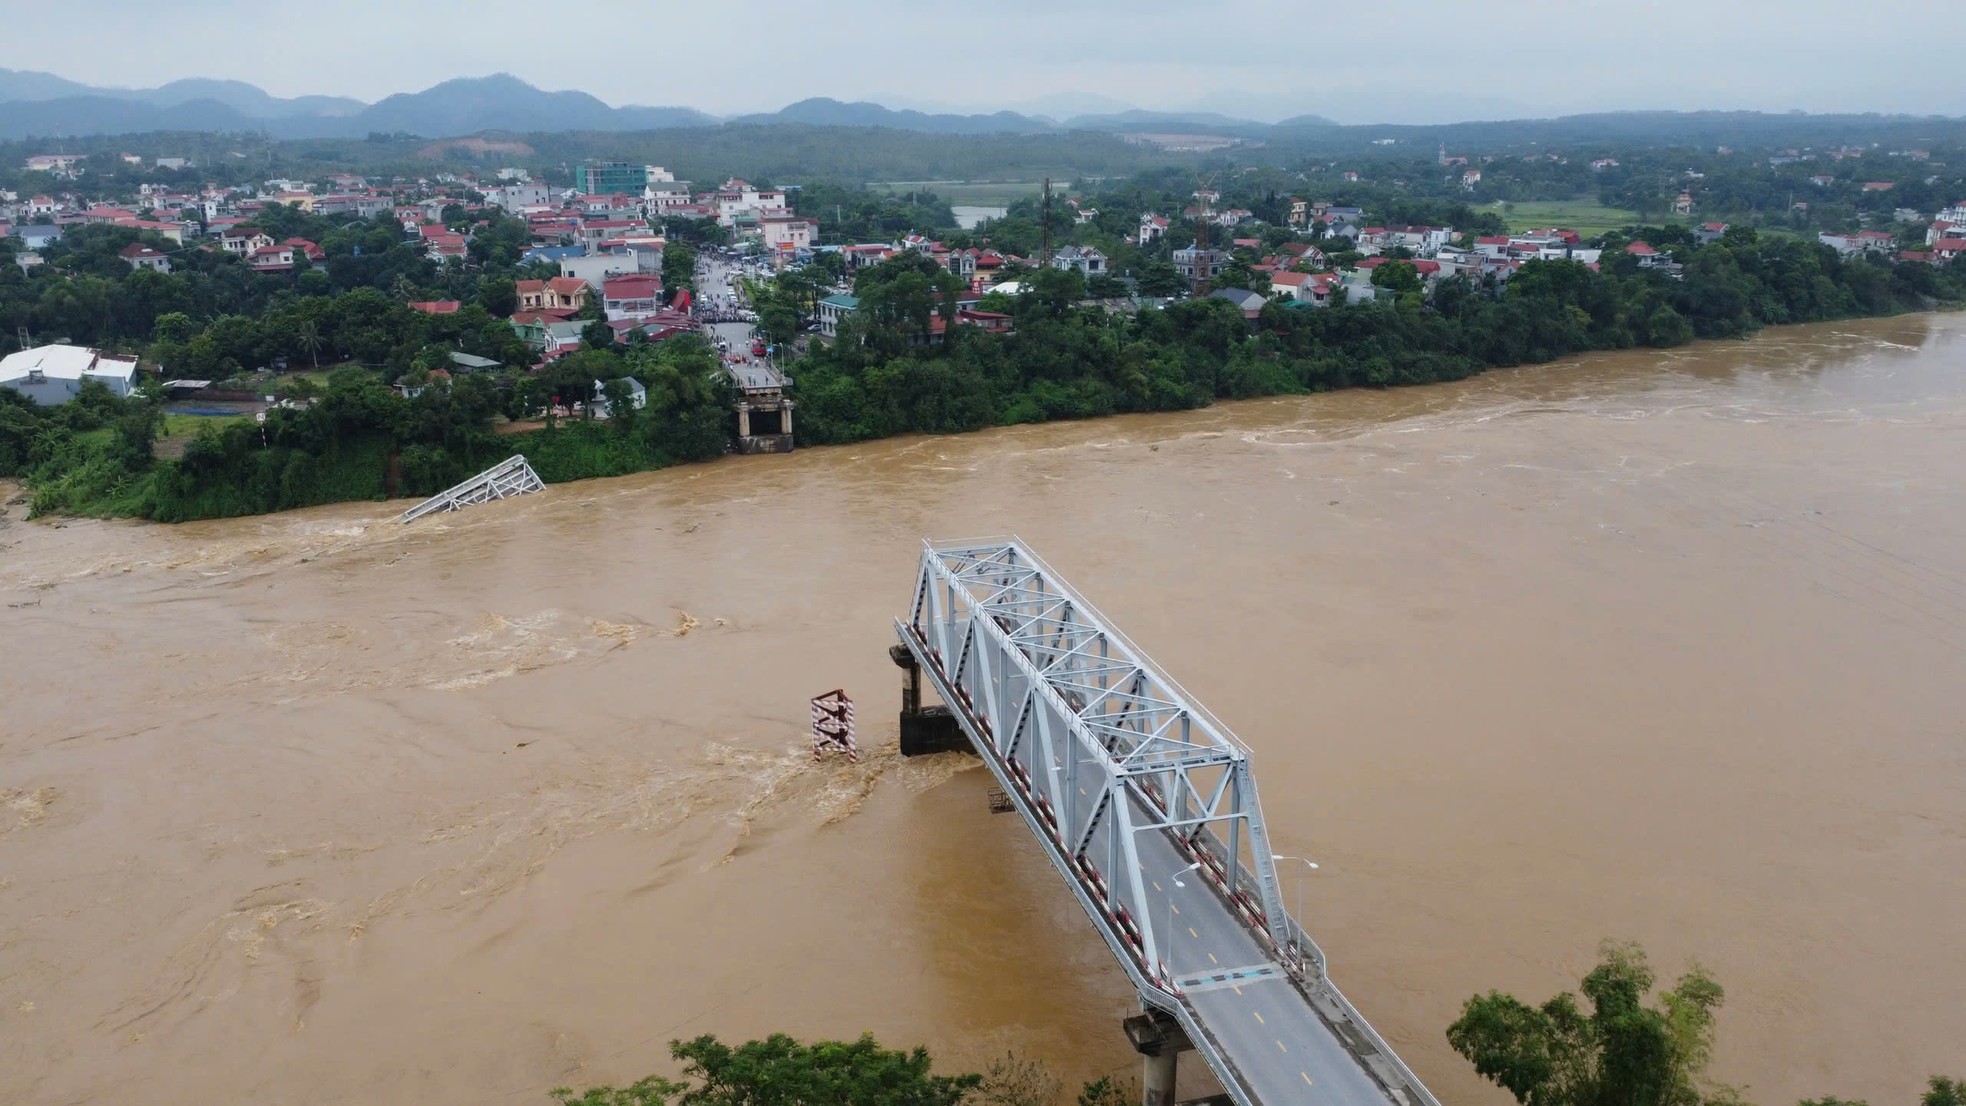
[574,162,648,195]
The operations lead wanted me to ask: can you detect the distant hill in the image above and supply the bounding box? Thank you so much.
[3,68,1953,153]
[346,75,714,138]
[0,71,714,141]
[731,97,1052,135]
[1062,109,1271,133]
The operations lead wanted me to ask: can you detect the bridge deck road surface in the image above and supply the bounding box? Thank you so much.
[1105,787,1398,1106]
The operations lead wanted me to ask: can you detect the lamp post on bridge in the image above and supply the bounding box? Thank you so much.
[1162,861,1200,987]
[1272,854,1319,975]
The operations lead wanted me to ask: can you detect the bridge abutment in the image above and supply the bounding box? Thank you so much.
[888,644,967,756]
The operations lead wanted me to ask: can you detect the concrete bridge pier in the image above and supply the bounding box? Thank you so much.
[888,644,967,756]
[1124,1009,1200,1106]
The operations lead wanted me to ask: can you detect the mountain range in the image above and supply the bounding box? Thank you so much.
[0,70,1333,142]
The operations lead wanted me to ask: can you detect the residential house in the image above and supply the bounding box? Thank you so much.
[1051,245,1106,276]
[1207,287,1267,319]
[11,224,62,249]
[1862,181,1895,192]
[517,277,590,314]
[843,243,896,270]
[408,300,462,315]
[425,233,467,263]
[561,252,640,289]
[1269,270,1341,305]
[1624,241,1681,274]
[1173,246,1230,285]
[1461,169,1482,191]
[0,344,139,405]
[601,274,663,322]
[249,244,296,272]
[118,243,172,273]
[221,226,273,254]
[1930,238,1966,263]
[1672,191,1693,215]
[24,154,83,175]
[591,376,647,418]
[1694,222,1729,244]
[1817,230,1895,255]
[817,293,859,339]
[760,214,817,253]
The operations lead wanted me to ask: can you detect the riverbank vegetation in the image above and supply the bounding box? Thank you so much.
[6,223,1965,521]
[549,1034,1130,1106]
[544,946,1961,1106]
[771,228,1966,447]
[1450,941,1962,1106]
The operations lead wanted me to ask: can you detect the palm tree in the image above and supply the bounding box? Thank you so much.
[294,319,324,369]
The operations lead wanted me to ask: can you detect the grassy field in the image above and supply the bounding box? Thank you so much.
[870,180,1044,206]
[1492,200,1644,236]
[160,412,250,437]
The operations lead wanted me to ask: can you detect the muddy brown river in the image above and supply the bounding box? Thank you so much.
[3,314,1963,1106]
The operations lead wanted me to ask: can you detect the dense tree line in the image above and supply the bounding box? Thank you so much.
[0,336,730,520]
[0,206,544,373]
[778,230,1966,447]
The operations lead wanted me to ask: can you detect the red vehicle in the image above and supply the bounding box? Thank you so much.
[751,339,767,357]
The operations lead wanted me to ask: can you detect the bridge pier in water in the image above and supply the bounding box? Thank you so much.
[1125,1010,1230,1106]
[888,644,966,756]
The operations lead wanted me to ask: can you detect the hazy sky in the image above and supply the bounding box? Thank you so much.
[5,0,1961,124]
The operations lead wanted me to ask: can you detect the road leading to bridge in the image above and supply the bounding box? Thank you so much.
[897,538,1439,1106]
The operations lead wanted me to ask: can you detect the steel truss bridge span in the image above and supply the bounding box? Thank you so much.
[895,539,1440,1106]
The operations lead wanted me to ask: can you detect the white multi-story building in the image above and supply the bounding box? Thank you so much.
[712,178,789,228]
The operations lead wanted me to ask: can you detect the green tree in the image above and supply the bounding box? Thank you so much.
[966,1053,1061,1106]
[663,242,698,294]
[1137,261,1184,297]
[294,319,325,369]
[1447,941,1737,1106]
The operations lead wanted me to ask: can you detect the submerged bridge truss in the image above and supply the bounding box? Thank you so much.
[397,454,544,524]
[895,538,1440,1106]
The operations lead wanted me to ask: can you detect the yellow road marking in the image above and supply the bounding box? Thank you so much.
[1152,881,1162,891]
[1188,927,1198,938]
[1252,1011,1264,1024]
[1232,985,1242,995]
[1302,1073,1314,1087]
[1207,952,1218,964]
[1276,1039,1288,1053]
[1171,904,1180,916]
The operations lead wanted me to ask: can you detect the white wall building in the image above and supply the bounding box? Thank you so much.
[561,252,641,289]
[0,345,139,405]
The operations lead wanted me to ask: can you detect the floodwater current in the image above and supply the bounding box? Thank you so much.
[2,314,1964,1105]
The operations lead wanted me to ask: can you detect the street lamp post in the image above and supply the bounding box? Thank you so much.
[1162,861,1201,986]
[1272,854,1319,972]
